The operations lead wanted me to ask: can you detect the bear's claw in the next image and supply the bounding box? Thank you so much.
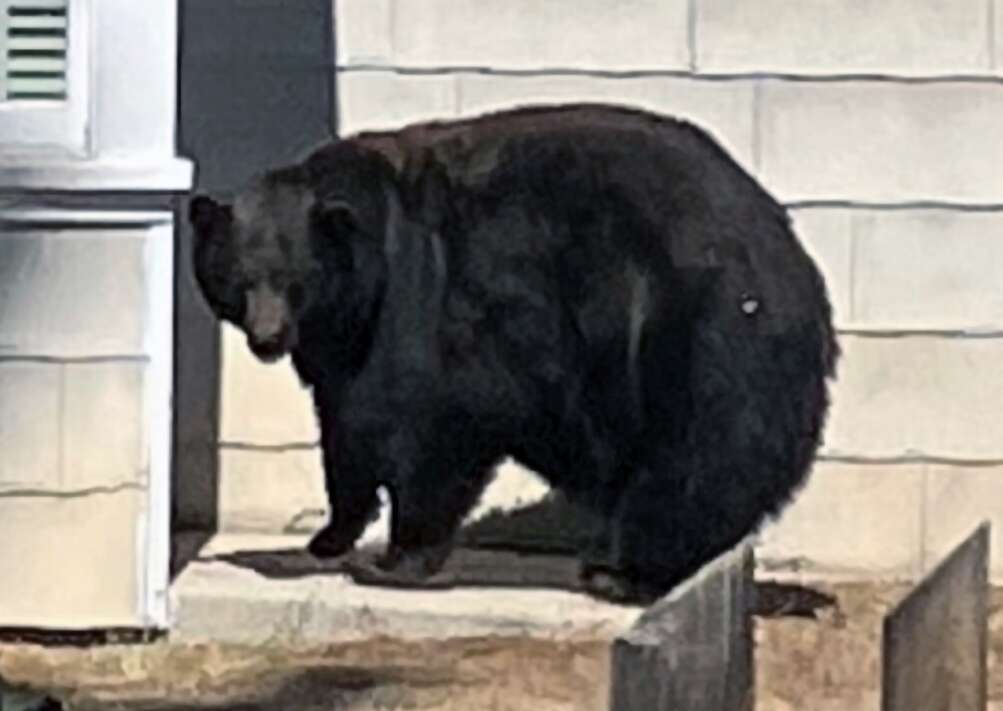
[342,549,456,590]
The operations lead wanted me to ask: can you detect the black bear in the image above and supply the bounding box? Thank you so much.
[189,103,839,604]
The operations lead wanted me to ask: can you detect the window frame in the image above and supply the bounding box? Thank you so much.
[0,0,90,159]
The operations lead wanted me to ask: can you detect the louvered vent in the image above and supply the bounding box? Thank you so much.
[0,0,68,101]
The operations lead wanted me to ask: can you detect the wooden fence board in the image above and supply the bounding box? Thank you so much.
[881,522,990,711]
[609,543,755,711]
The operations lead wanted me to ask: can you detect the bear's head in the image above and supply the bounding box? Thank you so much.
[188,142,446,366]
[188,167,371,364]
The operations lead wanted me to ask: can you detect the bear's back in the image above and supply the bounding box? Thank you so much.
[340,104,830,345]
[348,103,787,255]
[349,103,749,192]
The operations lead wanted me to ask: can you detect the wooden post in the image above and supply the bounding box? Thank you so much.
[881,522,990,711]
[609,543,755,711]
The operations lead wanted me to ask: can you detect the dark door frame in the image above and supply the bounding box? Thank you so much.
[171,0,337,578]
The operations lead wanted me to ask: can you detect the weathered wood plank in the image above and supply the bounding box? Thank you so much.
[609,543,755,711]
[881,521,990,711]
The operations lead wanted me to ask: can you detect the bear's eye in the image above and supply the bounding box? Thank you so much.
[218,285,246,323]
[288,283,305,310]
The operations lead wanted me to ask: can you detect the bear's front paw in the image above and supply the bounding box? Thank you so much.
[343,543,455,590]
[306,524,357,559]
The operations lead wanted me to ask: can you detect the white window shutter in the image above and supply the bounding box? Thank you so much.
[0,0,68,101]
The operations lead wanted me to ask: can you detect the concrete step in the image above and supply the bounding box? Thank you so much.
[169,533,643,645]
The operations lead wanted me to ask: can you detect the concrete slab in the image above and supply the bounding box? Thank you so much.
[169,533,643,645]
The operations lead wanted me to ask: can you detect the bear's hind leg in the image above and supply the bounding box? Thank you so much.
[587,318,833,605]
[344,428,502,589]
[378,462,497,583]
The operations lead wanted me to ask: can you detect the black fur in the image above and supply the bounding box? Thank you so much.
[189,103,839,604]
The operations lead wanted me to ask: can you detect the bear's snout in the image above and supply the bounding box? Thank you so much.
[247,327,293,363]
[245,284,296,362]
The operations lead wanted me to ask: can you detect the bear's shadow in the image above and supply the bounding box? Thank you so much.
[200,494,839,617]
[200,493,597,594]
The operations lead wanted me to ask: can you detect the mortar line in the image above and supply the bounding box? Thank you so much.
[919,462,930,575]
[687,0,698,71]
[848,212,859,323]
[751,80,764,174]
[58,362,66,490]
[220,440,320,452]
[386,0,397,60]
[989,0,997,72]
[0,482,145,499]
[453,73,464,116]
[787,199,1003,212]
[819,453,1003,467]
[836,327,1003,338]
[0,354,150,364]
[337,64,1003,85]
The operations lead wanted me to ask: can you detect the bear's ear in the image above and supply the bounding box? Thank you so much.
[188,194,231,235]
